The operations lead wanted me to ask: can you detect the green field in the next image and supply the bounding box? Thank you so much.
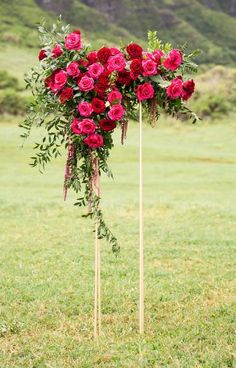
[0,117,236,367]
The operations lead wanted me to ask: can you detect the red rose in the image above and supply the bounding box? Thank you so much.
[78,59,89,68]
[59,87,73,104]
[66,62,80,78]
[163,49,182,71]
[182,79,195,101]
[84,133,104,149]
[94,75,109,98]
[136,82,155,101]
[130,59,143,80]
[65,30,82,50]
[91,97,106,113]
[78,76,94,92]
[38,49,47,61]
[52,44,63,58]
[117,71,131,86]
[97,47,112,64]
[87,51,98,64]
[94,83,107,99]
[108,104,124,121]
[166,78,183,99]
[98,74,109,87]
[99,119,116,132]
[126,43,143,59]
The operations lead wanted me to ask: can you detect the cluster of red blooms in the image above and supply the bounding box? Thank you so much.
[39,29,195,149]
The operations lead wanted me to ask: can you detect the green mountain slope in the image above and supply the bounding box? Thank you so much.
[78,0,236,64]
[0,0,139,49]
[1,0,236,64]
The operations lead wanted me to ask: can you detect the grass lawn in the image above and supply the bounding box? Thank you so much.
[0,117,235,367]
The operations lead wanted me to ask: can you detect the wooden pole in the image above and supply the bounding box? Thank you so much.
[139,102,144,334]
[93,157,101,338]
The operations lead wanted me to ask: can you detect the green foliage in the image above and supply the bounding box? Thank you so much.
[148,31,172,53]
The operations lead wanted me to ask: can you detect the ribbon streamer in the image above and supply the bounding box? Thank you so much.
[63,140,76,201]
[121,119,128,145]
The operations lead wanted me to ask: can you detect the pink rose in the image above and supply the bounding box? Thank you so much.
[108,104,124,121]
[142,59,157,76]
[52,44,63,58]
[107,54,126,72]
[84,133,104,149]
[71,118,96,135]
[142,51,153,59]
[65,30,82,50]
[70,118,81,134]
[152,49,164,65]
[88,62,104,79]
[182,79,195,101]
[107,89,122,104]
[136,83,155,101]
[66,62,80,78]
[78,101,93,117]
[78,76,94,92]
[54,70,67,91]
[166,78,183,99]
[79,119,97,134]
[163,49,182,71]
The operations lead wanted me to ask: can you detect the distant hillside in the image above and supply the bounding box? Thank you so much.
[76,0,236,64]
[1,0,236,64]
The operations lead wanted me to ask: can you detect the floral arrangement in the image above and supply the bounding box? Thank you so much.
[21,20,199,253]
